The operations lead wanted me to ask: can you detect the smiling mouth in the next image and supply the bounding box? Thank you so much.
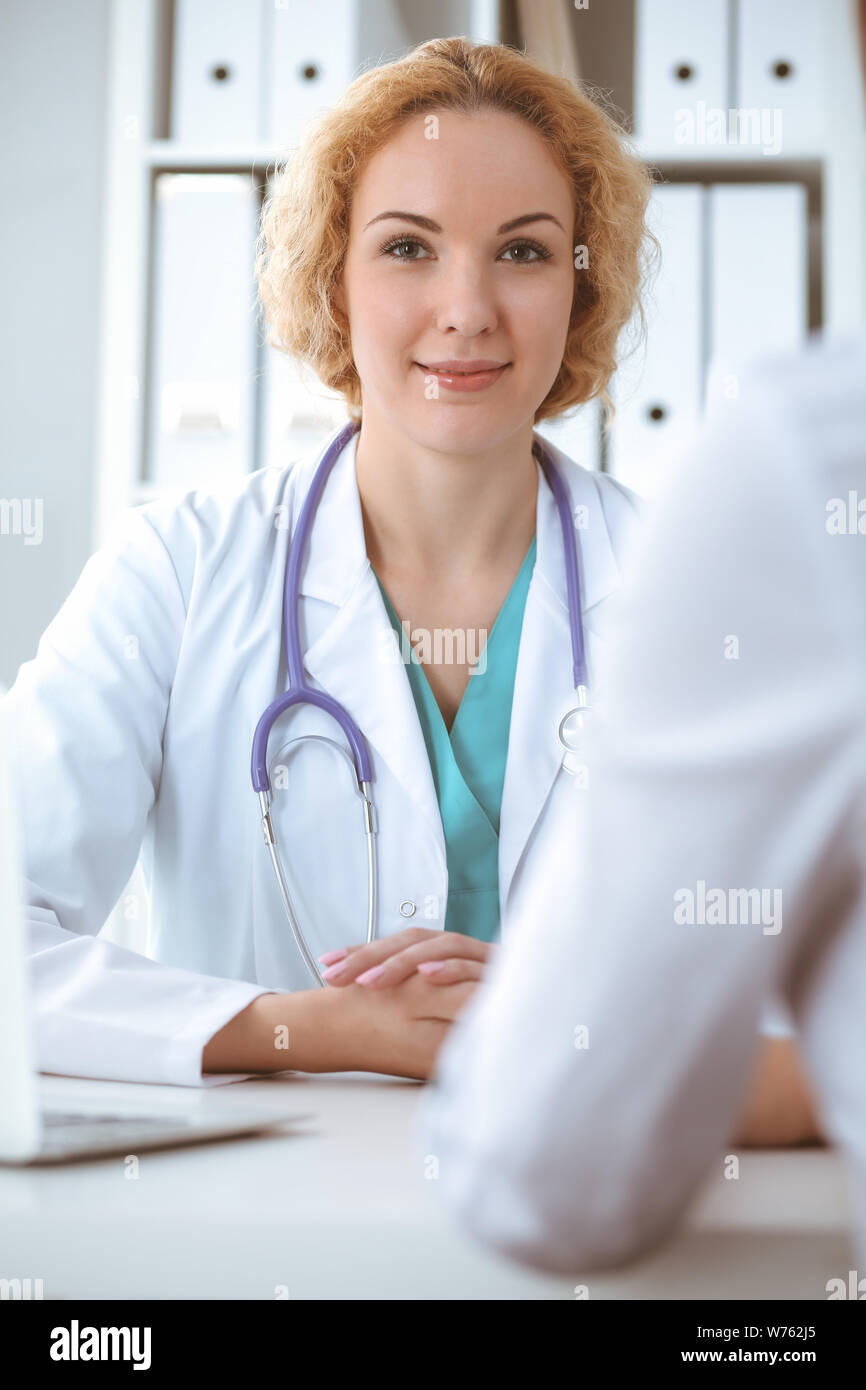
[416,364,510,375]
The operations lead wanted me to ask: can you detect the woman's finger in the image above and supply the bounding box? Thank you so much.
[318,927,440,982]
[322,930,490,987]
[416,958,486,985]
[348,937,490,988]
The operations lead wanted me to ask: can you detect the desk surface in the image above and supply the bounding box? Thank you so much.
[0,1072,857,1300]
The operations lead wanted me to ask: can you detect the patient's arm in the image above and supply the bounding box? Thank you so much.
[731,1037,823,1147]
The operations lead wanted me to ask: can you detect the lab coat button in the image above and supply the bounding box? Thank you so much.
[399,900,416,918]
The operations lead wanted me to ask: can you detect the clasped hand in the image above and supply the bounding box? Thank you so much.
[319,927,493,989]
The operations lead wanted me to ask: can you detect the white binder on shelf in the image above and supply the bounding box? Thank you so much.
[146,173,260,492]
[259,343,349,475]
[634,0,729,153]
[266,0,411,149]
[171,0,264,144]
[706,182,808,407]
[607,184,704,499]
[736,0,827,157]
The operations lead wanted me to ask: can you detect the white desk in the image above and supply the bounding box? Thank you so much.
[0,1072,857,1300]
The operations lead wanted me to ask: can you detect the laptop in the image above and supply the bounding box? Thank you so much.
[0,719,310,1164]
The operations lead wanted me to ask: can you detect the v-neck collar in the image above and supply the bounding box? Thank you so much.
[374,534,537,740]
[373,534,537,841]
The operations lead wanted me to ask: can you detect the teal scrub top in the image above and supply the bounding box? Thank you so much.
[371,535,537,943]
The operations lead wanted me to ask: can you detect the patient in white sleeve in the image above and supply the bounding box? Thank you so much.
[418,327,866,1274]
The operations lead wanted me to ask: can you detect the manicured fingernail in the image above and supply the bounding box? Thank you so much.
[356,964,385,985]
[318,948,348,965]
[322,960,347,979]
[417,961,445,974]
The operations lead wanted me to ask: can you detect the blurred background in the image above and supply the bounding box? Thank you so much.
[1,0,864,947]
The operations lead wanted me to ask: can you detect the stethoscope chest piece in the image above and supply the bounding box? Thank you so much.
[557,687,591,778]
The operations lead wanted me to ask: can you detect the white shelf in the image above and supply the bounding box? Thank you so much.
[635,142,823,166]
[144,140,290,169]
[146,137,836,173]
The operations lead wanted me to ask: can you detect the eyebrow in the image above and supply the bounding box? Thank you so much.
[362,210,567,235]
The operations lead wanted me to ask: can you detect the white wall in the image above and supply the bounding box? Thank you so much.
[0,0,110,690]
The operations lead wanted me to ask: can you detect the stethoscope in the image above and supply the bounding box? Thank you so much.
[250,418,590,986]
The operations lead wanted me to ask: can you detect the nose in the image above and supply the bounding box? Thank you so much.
[431,253,500,339]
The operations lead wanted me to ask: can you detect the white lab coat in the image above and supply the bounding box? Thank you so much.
[418,331,866,1275]
[1,423,643,1086]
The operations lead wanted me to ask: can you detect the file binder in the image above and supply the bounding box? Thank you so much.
[171,0,264,143]
[706,183,808,406]
[172,0,413,147]
[635,0,827,158]
[146,173,260,490]
[634,0,729,152]
[266,0,410,147]
[607,184,704,498]
[736,0,827,156]
[259,342,349,473]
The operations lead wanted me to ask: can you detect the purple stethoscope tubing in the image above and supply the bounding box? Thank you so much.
[250,418,587,983]
[251,420,373,794]
[533,435,588,695]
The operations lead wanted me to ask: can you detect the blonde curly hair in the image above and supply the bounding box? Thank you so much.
[255,36,659,426]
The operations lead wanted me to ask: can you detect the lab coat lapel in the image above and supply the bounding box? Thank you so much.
[287,424,624,922]
[498,435,624,915]
[294,425,446,858]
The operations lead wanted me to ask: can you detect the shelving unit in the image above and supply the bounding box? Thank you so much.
[94,0,865,537]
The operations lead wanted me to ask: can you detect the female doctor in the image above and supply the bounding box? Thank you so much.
[2,36,812,1135]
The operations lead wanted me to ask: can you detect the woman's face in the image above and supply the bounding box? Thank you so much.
[333,109,576,454]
